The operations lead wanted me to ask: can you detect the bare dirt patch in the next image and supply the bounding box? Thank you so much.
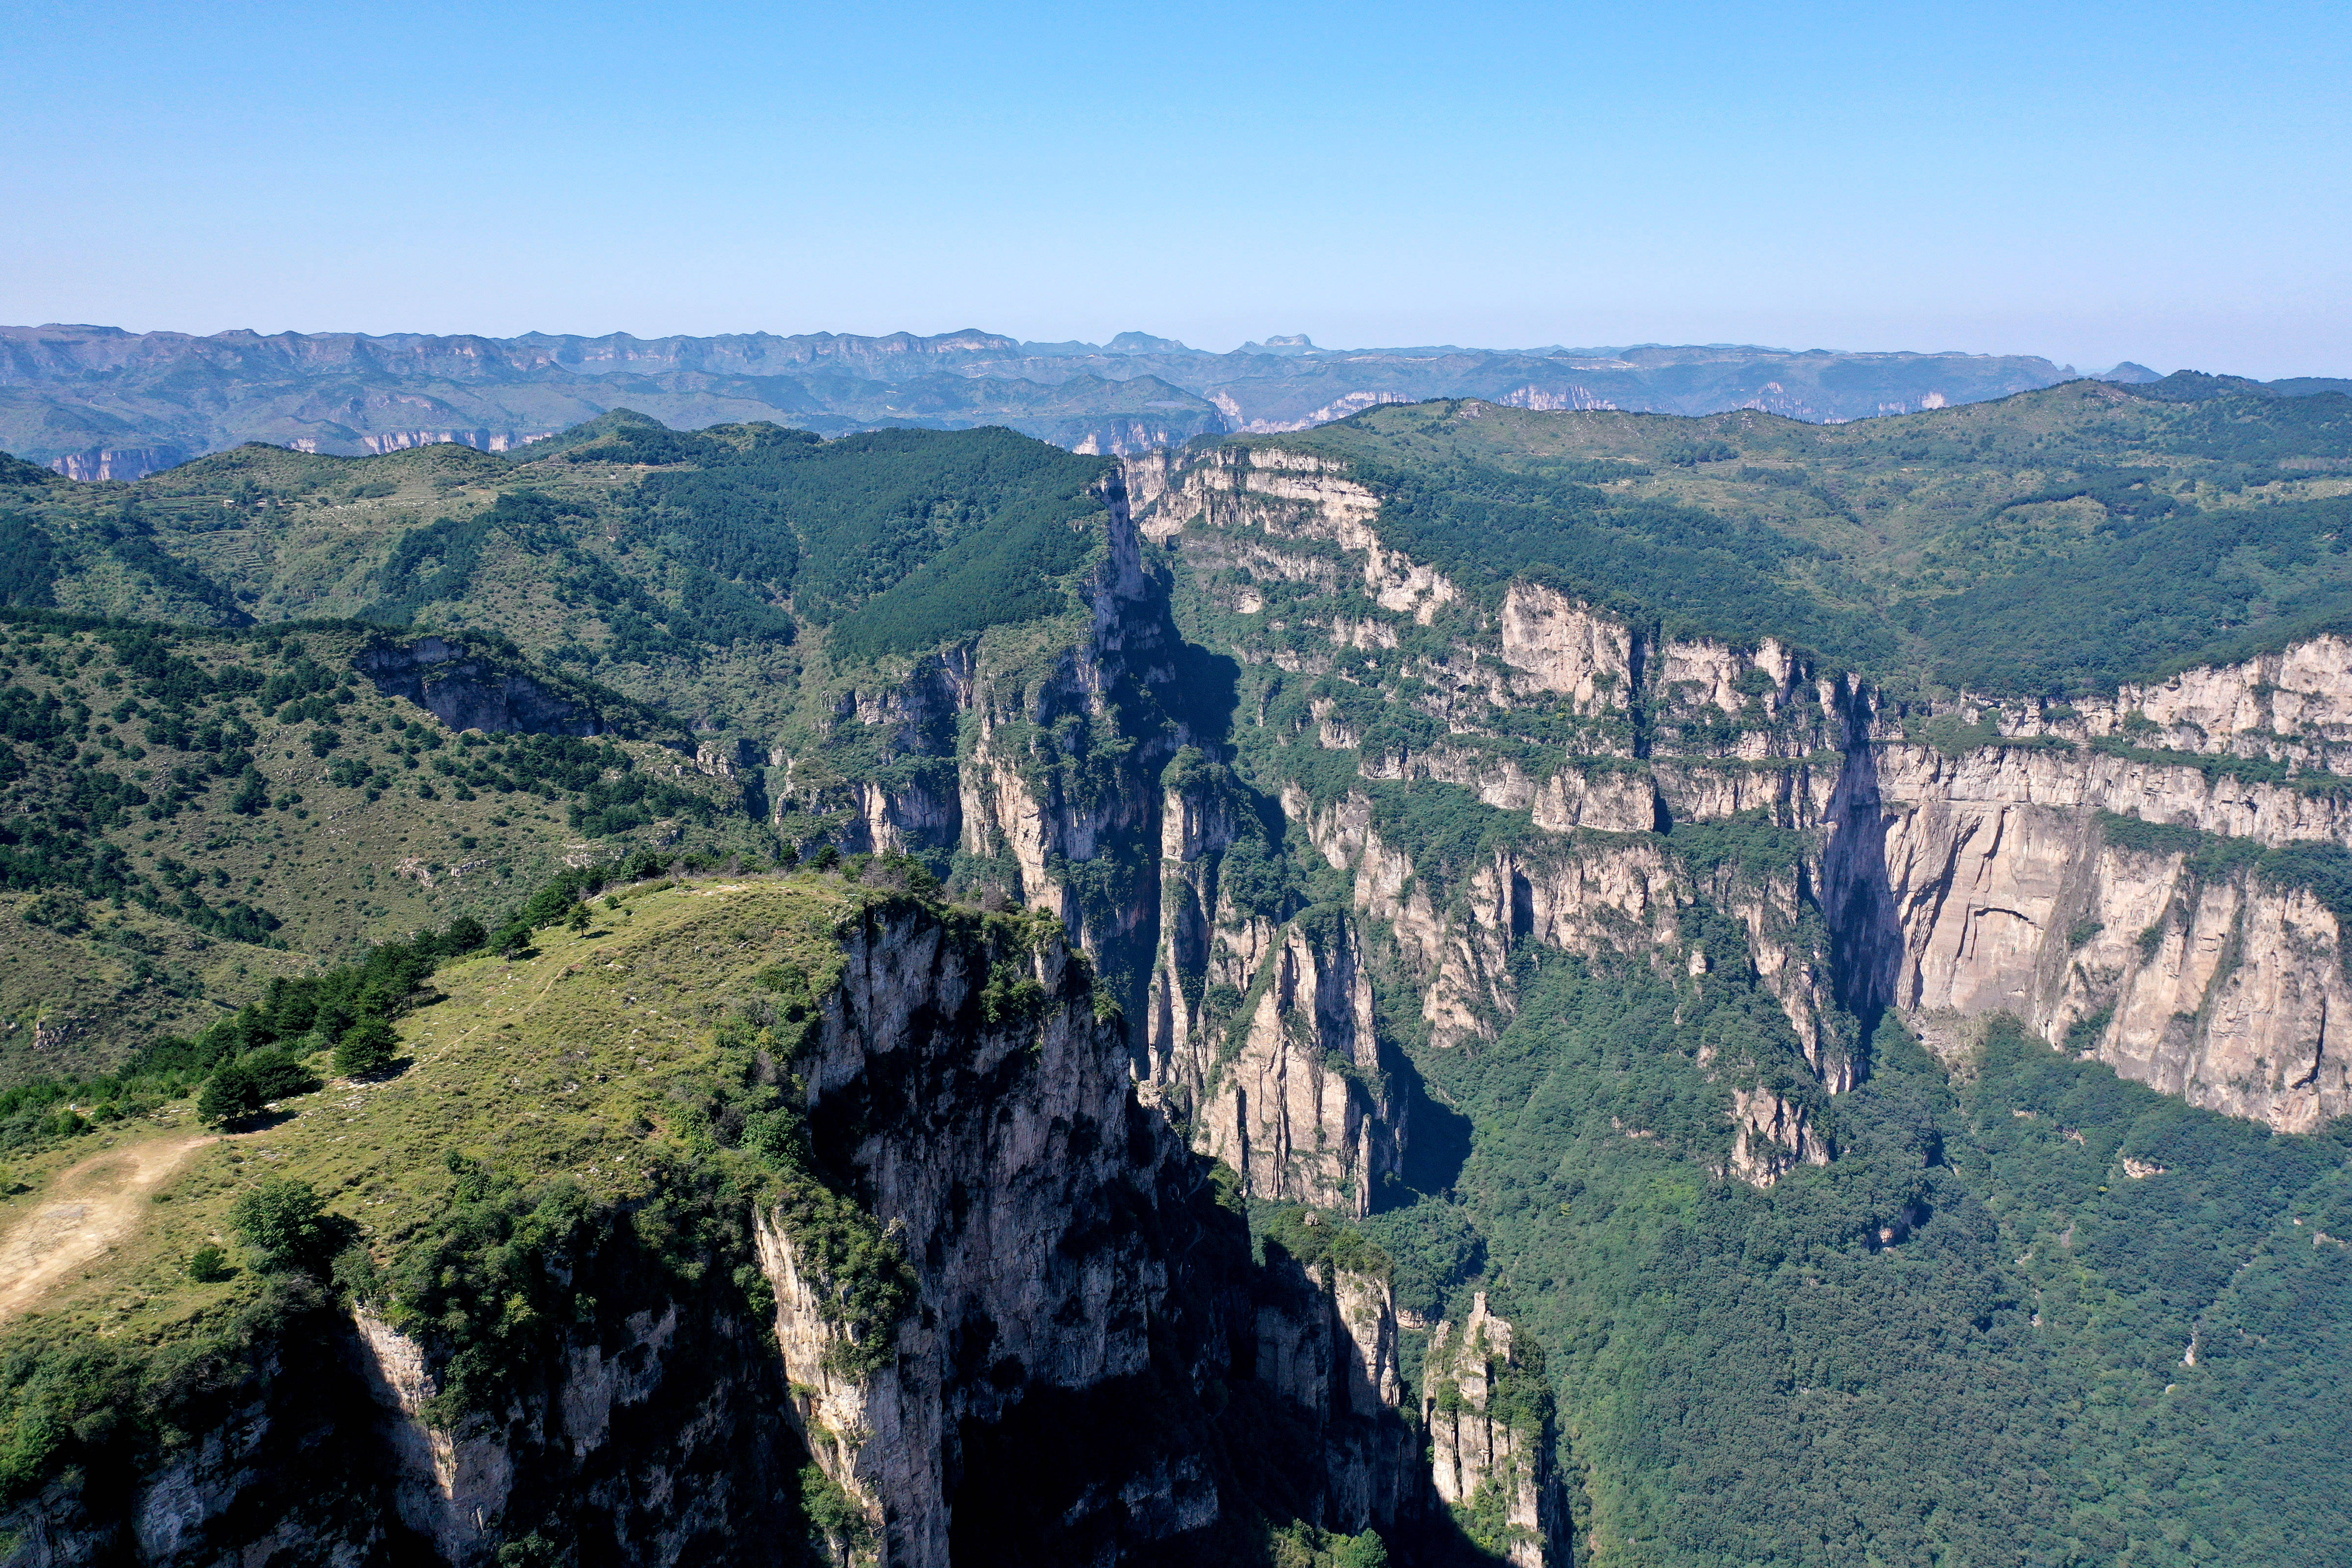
[0,1136,215,1319]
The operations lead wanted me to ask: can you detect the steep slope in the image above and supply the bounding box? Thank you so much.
[0,613,756,1079]
[1126,419,2352,1566]
[0,873,1468,1566]
[1130,424,2352,1133]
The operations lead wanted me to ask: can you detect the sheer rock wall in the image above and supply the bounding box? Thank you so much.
[1132,441,2352,1143]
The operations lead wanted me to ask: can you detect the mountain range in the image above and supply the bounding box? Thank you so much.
[19,322,2329,482]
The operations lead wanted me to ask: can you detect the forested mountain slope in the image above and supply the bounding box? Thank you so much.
[0,382,2344,1567]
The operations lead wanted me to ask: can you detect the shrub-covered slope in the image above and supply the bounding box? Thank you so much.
[0,613,759,1077]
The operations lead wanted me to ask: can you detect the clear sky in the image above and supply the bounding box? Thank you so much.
[4,0,2347,376]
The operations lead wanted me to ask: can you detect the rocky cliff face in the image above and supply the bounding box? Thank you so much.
[1827,738,2352,1131]
[1252,1243,1422,1530]
[4,1250,811,1568]
[738,907,1451,1561]
[1423,1294,1567,1568]
[1156,906,1397,1218]
[782,468,1183,996]
[1,906,1446,1568]
[754,909,1223,1566]
[358,637,612,737]
[1125,438,2352,1153]
[45,445,189,482]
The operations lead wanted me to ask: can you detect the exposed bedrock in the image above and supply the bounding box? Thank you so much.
[357,637,609,736]
[1825,739,2352,1132]
[1128,439,2352,1143]
[2,911,1438,1568]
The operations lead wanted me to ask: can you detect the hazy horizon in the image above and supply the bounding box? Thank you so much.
[0,319,2182,380]
[4,1,2346,379]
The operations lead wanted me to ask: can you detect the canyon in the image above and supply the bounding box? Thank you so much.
[1,389,2348,1567]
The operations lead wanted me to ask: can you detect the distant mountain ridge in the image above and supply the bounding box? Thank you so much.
[0,321,2332,480]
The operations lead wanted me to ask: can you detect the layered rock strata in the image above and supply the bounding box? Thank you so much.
[1829,741,2352,1131]
[1131,439,2352,1140]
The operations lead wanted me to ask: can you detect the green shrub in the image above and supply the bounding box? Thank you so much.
[196,1059,264,1126]
[386,1156,597,1421]
[800,1462,875,1558]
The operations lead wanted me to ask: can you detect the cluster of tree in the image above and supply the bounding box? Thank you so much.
[160,913,492,1122]
[94,502,248,622]
[626,422,1109,661]
[369,490,587,623]
[1303,443,1883,665]
[1910,492,2352,694]
[0,852,686,1145]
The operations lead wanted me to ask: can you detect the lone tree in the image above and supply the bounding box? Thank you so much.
[197,1058,266,1127]
[198,1052,321,1127]
[231,1178,345,1275]
[333,1015,398,1078]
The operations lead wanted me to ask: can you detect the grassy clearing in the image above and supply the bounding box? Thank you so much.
[0,873,859,1355]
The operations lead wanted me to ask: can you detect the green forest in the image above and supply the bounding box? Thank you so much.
[1365,950,2352,1568]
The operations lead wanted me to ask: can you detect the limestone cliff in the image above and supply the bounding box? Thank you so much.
[0,902,1445,1568]
[777,466,1183,1004]
[5,1240,811,1568]
[752,908,1226,1566]
[358,637,613,737]
[1423,1294,1567,1568]
[1156,907,1397,1218]
[1129,437,2352,1149]
[1253,1242,1421,1530]
[1827,739,2352,1131]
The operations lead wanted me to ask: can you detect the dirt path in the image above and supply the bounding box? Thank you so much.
[0,1135,215,1320]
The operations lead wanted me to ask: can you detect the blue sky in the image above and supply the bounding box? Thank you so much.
[3,0,2347,375]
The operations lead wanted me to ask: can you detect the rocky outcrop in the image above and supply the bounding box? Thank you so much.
[1254,1246,1421,1529]
[1132,445,1459,627]
[756,914,1193,1566]
[1727,1084,1832,1185]
[1423,1294,1566,1568]
[1964,633,2352,771]
[1139,434,2352,1143]
[1130,449,1849,785]
[1828,741,2352,1131]
[1178,913,1397,1217]
[4,904,1444,1568]
[1136,747,1405,1215]
[45,445,188,482]
[357,637,608,736]
[777,467,1189,1013]
[0,1317,387,1568]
